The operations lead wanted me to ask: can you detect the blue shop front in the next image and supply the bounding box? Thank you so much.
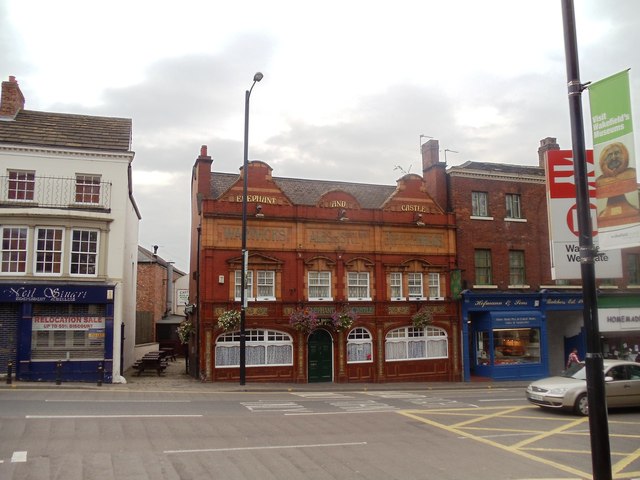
[462,291,586,381]
[0,283,115,383]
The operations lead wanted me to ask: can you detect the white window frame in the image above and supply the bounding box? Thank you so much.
[408,272,425,300]
[471,191,489,217]
[69,229,99,277]
[390,272,403,300]
[234,270,254,301]
[347,327,373,363]
[385,326,448,361]
[34,227,64,276]
[308,271,332,301]
[347,271,371,301]
[0,226,28,275]
[505,193,522,219]
[428,272,442,300]
[256,270,276,301]
[215,329,293,367]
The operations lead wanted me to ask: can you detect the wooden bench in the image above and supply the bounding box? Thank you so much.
[132,353,168,376]
[160,347,176,361]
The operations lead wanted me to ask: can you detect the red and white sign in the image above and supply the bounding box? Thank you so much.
[545,150,622,280]
[32,316,105,331]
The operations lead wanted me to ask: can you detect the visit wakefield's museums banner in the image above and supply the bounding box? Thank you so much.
[589,70,640,249]
[545,150,622,280]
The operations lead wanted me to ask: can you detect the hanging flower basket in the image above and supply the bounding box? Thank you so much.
[217,309,241,332]
[177,320,195,344]
[289,307,319,333]
[330,308,358,331]
[412,307,433,328]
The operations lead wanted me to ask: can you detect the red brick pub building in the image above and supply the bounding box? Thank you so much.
[189,142,460,383]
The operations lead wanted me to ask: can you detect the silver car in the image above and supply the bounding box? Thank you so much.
[525,360,640,416]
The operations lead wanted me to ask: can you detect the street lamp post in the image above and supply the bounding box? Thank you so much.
[240,72,263,386]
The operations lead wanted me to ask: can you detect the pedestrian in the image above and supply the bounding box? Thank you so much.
[566,347,580,369]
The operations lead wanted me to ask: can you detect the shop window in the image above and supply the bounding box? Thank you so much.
[215,329,293,367]
[471,191,489,217]
[385,326,448,361]
[70,229,98,276]
[474,249,492,285]
[35,227,64,275]
[505,194,522,219]
[1,226,28,274]
[75,174,101,204]
[628,253,640,285]
[508,250,526,286]
[30,315,106,360]
[347,327,373,363]
[308,271,332,301]
[347,272,370,301]
[389,272,403,300]
[7,169,35,201]
[493,328,540,365]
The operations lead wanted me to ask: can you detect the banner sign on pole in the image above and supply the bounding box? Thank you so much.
[545,150,622,279]
[589,70,640,249]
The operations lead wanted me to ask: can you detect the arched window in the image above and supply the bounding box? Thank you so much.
[347,327,373,363]
[385,326,448,361]
[215,329,293,367]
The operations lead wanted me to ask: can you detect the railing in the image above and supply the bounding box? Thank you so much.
[0,175,111,211]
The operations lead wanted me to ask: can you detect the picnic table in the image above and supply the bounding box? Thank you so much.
[160,347,176,361]
[132,352,168,376]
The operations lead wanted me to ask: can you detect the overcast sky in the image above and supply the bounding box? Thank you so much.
[2,0,639,272]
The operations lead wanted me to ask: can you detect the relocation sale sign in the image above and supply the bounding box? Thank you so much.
[545,150,622,280]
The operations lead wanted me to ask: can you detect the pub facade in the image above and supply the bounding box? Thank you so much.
[189,142,461,383]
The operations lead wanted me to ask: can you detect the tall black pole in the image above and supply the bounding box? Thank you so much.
[560,2,611,479]
[240,72,263,386]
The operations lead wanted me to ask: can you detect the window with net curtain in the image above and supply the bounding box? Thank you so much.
[385,326,448,361]
[215,329,293,367]
[347,327,373,363]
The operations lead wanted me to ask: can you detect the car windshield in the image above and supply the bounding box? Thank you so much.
[562,362,587,379]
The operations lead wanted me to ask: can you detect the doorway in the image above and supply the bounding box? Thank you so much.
[308,329,332,382]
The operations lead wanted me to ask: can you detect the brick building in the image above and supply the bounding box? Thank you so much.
[449,138,640,381]
[189,143,460,383]
[136,245,186,353]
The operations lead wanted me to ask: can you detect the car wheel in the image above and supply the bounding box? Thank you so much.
[574,393,588,416]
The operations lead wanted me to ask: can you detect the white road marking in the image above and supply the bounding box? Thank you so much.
[26,414,202,419]
[330,400,396,412]
[164,441,367,454]
[11,451,27,463]
[241,401,309,413]
[290,392,354,399]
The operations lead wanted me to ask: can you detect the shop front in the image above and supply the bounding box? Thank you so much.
[598,294,640,362]
[462,292,548,381]
[0,283,115,383]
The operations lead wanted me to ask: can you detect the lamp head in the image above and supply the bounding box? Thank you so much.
[254,72,264,82]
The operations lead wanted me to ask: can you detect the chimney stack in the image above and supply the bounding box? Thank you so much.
[538,137,560,168]
[0,76,25,118]
[421,139,448,210]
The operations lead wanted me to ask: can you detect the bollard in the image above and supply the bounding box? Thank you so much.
[97,362,103,387]
[6,361,12,385]
[56,360,62,385]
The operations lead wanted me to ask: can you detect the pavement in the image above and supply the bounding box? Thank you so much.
[1,357,531,392]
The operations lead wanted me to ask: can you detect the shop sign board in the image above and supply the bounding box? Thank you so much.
[545,149,622,279]
[32,316,106,331]
[598,308,640,332]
